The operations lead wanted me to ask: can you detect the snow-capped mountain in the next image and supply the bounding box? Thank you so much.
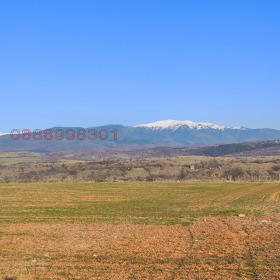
[0,133,9,136]
[135,120,243,131]
[0,121,280,153]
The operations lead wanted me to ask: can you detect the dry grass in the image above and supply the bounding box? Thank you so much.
[1,155,280,183]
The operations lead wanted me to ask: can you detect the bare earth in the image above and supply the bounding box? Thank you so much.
[1,215,280,280]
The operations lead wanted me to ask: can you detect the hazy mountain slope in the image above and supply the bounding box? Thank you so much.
[0,120,280,152]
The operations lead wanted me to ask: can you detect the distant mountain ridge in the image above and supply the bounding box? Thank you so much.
[0,120,280,153]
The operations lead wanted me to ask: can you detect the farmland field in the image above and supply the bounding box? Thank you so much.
[0,182,280,279]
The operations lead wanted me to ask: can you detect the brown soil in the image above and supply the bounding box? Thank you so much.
[268,191,280,202]
[1,215,280,279]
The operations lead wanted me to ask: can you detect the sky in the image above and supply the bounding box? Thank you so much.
[1,0,280,132]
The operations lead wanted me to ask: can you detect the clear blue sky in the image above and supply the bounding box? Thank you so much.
[1,0,280,131]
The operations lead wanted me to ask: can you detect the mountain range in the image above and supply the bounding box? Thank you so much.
[1,120,280,153]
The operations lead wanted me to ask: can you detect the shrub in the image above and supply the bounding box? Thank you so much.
[223,167,245,181]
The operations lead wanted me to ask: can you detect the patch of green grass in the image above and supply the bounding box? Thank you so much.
[0,182,279,225]
[58,271,73,276]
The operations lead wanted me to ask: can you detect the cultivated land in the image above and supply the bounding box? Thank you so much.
[0,182,280,279]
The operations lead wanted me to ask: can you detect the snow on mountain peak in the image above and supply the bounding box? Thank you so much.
[134,120,243,131]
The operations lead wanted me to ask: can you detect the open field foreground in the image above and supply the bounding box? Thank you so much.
[0,182,280,279]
